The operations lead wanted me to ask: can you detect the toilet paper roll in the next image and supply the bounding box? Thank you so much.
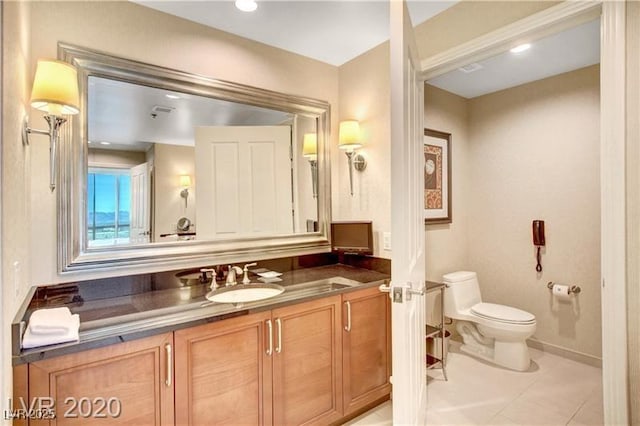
[552,284,572,301]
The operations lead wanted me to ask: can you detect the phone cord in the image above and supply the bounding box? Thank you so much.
[536,246,543,272]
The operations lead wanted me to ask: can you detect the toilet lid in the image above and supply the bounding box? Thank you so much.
[470,303,536,324]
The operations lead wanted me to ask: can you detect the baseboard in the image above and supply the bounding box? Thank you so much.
[527,338,602,368]
[449,335,602,368]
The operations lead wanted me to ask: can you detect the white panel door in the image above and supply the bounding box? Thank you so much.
[130,162,151,244]
[389,0,427,424]
[195,126,293,239]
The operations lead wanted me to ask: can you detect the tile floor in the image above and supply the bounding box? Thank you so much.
[342,341,603,426]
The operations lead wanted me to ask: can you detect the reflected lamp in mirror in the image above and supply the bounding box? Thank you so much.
[23,59,80,191]
[302,133,318,199]
[338,120,367,196]
[179,174,191,208]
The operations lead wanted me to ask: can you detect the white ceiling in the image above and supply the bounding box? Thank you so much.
[427,19,601,99]
[131,0,457,66]
[87,76,292,150]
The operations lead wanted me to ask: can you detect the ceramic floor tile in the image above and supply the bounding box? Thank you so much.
[343,342,603,426]
[341,411,386,426]
[513,375,598,418]
[499,397,576,425]
[485,414,521,425]
[369,401,392,419]
[341,401,392,425]
[567,389,604,426]
[428,394,511,425]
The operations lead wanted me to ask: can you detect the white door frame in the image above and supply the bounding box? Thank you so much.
[420,2,629,424]
[0,0,4,414]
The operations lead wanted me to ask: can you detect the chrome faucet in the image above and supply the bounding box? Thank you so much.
[225,265,243,286]
[242,263,257,284]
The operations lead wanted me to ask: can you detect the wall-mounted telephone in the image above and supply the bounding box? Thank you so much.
[532,220,545,272]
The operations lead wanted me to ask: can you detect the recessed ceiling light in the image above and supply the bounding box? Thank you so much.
[100,141,111,146]
[235,0,257,12]
[510,43,531,54]
[165,94,180,100]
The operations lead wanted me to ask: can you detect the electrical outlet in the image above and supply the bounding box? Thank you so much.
[383,232,391,251]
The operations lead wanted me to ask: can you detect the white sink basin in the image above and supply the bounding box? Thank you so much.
[205,283,284,304]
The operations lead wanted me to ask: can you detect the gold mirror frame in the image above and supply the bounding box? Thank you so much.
[57,43,332,273]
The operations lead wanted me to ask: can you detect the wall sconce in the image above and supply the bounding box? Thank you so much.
[338,120,367,196]
[22,59,80,192]
[179,175,191,208]
[302,133,318,198]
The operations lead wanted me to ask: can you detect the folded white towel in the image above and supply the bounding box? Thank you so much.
[28,307,74,335]
[22,314,80,349]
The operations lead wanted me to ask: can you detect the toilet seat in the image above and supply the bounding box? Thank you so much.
[470,303,536,325]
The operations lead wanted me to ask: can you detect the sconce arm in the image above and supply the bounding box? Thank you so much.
[308,158,318,199]
[345,151,355,196]
[23,114,68,192]
[180,188,190,208]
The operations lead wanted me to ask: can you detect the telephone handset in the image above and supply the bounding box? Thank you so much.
[532,220,545,272]
[533,220,545,246]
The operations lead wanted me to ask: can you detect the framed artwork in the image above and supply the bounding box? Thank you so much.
[424,128,452,224]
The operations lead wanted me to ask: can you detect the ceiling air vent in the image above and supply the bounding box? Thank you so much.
[150,105,175,119]
[151,105,175,114]
[458,63,483,73]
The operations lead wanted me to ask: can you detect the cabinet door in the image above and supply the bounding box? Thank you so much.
[343,287,391,414]
[174,312,273,426]
[272,296,343,426]
[28,332,174,426]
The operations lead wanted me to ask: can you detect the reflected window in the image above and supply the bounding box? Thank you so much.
[87,167,131,246]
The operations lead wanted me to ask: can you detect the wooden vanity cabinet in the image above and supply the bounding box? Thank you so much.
[342,287,391,415]
[27,332,174,426]
[174,311,273,426]
[271,296,343,426]
[174,295,343,426]
[19,288,389,426]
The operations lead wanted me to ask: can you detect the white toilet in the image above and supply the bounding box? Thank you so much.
[443,271,536,371]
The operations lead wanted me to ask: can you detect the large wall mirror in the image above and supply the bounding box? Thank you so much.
[58,44,332,272]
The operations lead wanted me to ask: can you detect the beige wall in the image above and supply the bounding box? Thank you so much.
[23,0,338,284]
[467,65,601,358]
[152,144,196,241]
[424,85,471,324]
[424,85,470,281]
[424,67,601,358]
[337,42,391,258]
[2,0,31,415]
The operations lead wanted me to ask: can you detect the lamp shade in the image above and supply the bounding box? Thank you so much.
[302,133,317,157]
[179,175,192,187]
[30,60,80,116]
[338,120,362,150]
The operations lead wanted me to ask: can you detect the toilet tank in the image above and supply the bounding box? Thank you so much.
[442,271,482,317]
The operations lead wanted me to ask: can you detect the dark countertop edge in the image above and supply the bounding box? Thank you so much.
[13,274,388,366]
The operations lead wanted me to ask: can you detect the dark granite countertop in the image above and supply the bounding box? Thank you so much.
[12,263,389,365]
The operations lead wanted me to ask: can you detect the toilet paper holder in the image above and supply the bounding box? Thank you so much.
[547,281,581,294]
